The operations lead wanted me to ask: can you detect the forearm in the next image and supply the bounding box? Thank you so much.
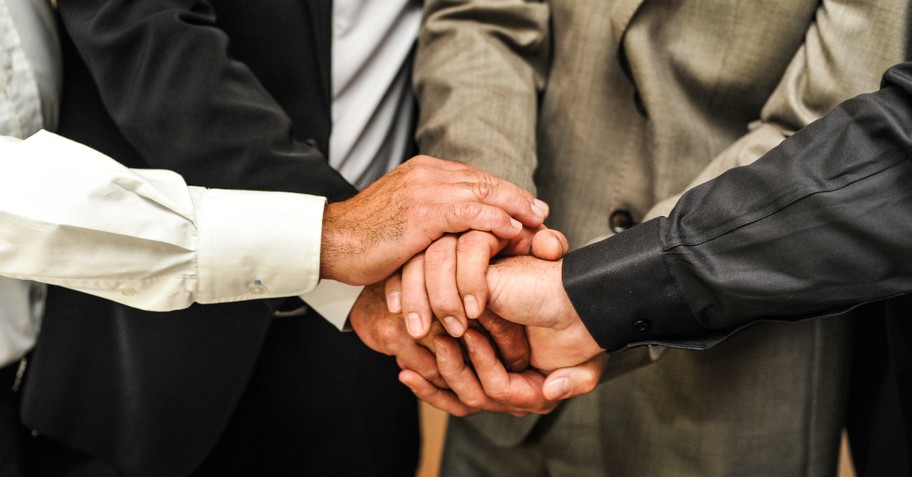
[0,132,325,311]
[565,64,912,351]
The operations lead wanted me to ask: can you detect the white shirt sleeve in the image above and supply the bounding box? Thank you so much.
[300,280,363,330]
[0,130,327,311]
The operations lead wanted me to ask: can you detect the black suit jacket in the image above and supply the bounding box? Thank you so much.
[20,2,373,476]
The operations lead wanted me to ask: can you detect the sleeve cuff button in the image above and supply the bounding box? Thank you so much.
[248,279,268,295]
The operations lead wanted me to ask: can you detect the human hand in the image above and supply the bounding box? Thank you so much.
[320,155,548,285]
[485,256,604,369]
[387,227,568,338]
[351,279,532,391]
[399,328,607,416]
[349,283,448,388]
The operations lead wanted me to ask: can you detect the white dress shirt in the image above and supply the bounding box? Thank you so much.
[0,131,329,365]
[299,0,422,319]
[1,0,57,368]
[330,0,420,189]
[0,0,421,366]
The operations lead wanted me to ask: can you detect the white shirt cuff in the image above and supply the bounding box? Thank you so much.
[195,187,326,304]
[299,280,363,331]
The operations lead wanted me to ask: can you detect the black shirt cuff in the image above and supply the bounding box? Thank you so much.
[562,218,710,352]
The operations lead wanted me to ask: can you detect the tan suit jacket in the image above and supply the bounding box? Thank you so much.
[415,0,907,475]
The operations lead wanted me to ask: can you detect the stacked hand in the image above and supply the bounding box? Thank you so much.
[336,155,606,415]
[383,233,607,415]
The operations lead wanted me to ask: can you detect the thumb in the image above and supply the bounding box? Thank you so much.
[531,228,569,261]
[487,256,567,329]
[541,354,609,400]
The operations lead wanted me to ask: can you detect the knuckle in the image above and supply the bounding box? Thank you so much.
[424,240,453,263]
[433,297,463,316]
[458,202,484,221]
[377,321,403,344]
[426,370,443,385]
[457,231,494,253]
[488,387,509,401]
[472,178,494,201]
[463,396,486,408]
[486,319,509,335]
[409,163,433,183]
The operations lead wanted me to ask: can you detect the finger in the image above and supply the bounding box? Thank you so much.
[406,155,547,228]
[399,369,478,417]
[462,329,511,397]
[385,273,403,314]
[427,202,530,241]
[396,340,448,389]
[455,231,501,319]
[476,311,530,372]
[464,330,556,413]
[531,229,570,261]
[424,235,468,337]
[541,353,610,401]
[437,158,547,227]
[458,169,548,228]
[400,254,432,339]
[498,227,537,257]
[435,336,504,412]
[416,320,448,352]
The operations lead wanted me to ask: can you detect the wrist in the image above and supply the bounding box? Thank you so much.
[320,202,349,282]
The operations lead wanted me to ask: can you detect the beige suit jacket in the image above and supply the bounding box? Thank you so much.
[416,0,907,475]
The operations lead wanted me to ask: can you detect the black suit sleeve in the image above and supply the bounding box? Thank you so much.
[564,62,912,352]
[56,0,356,199]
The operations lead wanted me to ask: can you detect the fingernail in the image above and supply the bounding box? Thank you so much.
[387,291,401,313]
[463,295,480,318]
[550,233,564,253]
[532,199,548,218]
[546,377,570,400]
[443,316,465,337]
[510,218,522,231]
[405,313,422,338]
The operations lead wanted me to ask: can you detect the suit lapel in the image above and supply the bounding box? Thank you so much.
[609,0,647,46]
[609,0,647,84]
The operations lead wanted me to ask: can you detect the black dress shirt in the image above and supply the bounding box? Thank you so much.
[563,62,912,353]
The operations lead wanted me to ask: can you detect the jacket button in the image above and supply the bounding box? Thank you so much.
[609,209,635,233]
[633,320,650,333]
[304,138,318,148]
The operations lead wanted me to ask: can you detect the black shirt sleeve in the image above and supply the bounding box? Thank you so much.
[564,62,912,352]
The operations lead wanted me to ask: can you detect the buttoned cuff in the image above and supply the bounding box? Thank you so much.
[562,218,709,352]
[195,188,326,304]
